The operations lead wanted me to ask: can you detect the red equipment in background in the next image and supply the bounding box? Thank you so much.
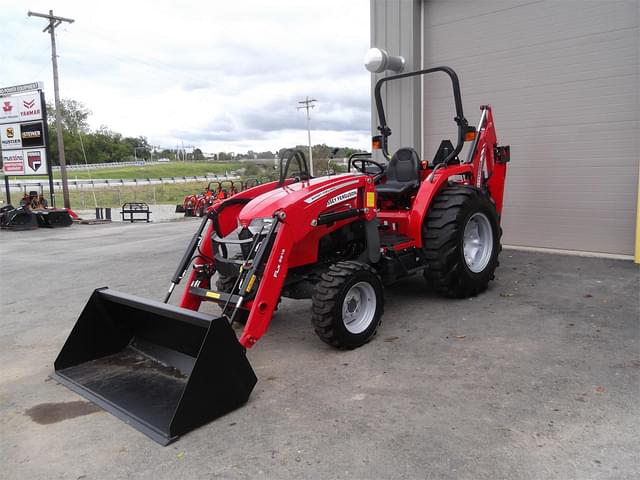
[176,180,248,217]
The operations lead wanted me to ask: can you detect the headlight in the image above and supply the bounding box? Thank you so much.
[248,217,273,235]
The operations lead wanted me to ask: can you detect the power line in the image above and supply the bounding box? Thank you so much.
[297,96,317,176]
[28,9,75,209]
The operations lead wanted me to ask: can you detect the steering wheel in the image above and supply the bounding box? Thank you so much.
[351,158,386,182]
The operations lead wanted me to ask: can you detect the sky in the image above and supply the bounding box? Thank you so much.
[1,0,371,154]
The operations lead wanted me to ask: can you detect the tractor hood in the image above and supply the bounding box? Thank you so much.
[238,174,363,226]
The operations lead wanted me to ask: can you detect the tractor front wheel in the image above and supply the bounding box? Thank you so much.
[311,261,384,349]
[423,186,501,297]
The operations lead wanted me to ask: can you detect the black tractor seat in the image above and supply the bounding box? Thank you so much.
[375,147,421,196]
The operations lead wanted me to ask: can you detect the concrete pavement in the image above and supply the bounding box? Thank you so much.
[1,221,638,479]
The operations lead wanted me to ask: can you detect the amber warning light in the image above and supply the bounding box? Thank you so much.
[371,135,383,150]
[464,129,477,142]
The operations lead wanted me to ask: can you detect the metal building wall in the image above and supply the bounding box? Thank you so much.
[370,0,421,155]
[370,0,639,256]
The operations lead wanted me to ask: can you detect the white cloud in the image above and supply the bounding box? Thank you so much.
[1,0,371,153]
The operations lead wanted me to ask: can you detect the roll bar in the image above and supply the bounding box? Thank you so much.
[347,152,372,172]
[278,149,310,187]
[374,66,472,163]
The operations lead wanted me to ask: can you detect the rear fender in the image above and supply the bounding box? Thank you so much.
[408,164,473,248]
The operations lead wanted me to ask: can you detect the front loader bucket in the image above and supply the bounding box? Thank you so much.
[52,288,257,445]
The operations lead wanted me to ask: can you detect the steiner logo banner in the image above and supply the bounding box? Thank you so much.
[20,121,45,148]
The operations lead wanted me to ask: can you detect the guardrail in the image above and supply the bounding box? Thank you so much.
[7,175,240,191]
[50,160,161,171]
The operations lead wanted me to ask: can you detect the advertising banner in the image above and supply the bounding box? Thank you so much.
[24,148,47,174]
[0,90,47,176]
[0,97,20,124]
[20,121,45,148]
[17,93,43,122]
[0,93,43,124]
[0,82,43,96]
[2,150,25,174]
[0,123,22,149]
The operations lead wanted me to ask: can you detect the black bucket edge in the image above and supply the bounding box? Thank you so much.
[50,370,177,445]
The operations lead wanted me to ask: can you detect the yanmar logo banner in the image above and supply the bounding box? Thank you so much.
[18,94,42,122]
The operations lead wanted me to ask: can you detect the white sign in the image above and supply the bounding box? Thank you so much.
[17,93,43,122]
[0,82,43,96]
[2,150,25,175]
[0,93,42,124]
[0,97,20,124]
[0,123,22,150]
[1,148,48,176]
[24,148,47,174]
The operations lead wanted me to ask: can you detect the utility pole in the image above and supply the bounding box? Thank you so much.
[28,9,74,209]
[297,96,317,176]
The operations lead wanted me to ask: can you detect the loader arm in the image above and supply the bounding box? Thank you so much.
[177,180,284,311]
[239,175,376,347]
[185,174,377,348]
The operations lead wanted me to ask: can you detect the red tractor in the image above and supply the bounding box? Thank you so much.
[52,66,509,444]
[177,180,243,217]
[176,181,218,217]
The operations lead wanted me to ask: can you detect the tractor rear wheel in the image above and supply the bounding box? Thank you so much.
[311,261,384,349]
[423,186,501,298]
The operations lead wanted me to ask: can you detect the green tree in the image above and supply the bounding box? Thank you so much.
[46,98,91,133]
[193,148,204,160]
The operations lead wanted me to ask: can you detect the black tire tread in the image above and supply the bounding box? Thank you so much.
[423,186,501,298]
[311,261,383,349]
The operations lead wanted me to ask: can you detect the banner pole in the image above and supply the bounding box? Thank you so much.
[41,89,55,208]
[4,175,11,205]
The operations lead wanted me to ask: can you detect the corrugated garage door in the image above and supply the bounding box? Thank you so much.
[420,0,639,255]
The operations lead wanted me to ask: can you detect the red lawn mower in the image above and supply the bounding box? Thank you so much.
[52,66,509,444]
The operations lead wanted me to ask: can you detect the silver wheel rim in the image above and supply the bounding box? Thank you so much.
[342,281,377,334]
[463,212,493,273]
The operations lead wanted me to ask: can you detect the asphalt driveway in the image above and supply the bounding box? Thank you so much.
[1,220,638,479]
